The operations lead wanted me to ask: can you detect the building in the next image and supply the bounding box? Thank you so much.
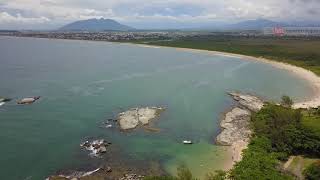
[264,27,320,36]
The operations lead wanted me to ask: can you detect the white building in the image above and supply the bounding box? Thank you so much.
[264,27,320,36]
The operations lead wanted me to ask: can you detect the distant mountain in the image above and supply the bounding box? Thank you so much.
[59,18,134,31]
[225,19,286,30]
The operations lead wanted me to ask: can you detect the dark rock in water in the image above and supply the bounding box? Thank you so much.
[0,98,11,102]
[80,139,109,157]
[80,141,90,148]
[120,174,145,180]
[106,166,112,172]
[98,146,107,153]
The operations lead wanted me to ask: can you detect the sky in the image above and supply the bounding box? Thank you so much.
[0,0,319,29]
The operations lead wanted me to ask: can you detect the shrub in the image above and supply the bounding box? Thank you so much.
[281,96,293,108]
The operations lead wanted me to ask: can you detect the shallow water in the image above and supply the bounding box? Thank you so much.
[0,36,312,179]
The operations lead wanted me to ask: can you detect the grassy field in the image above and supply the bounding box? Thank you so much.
[132,36,320,75]
[302,110,320,136]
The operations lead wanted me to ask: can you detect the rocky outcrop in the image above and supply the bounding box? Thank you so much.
[228,92,264,112]
[216,92,264,164]
[118,107,165,130]
[216,107,251,146]
[17,96,41,104]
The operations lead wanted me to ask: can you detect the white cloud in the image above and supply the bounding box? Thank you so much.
[0,0,319,29]
[0,12,50,24]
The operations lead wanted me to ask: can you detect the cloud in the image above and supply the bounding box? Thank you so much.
[0,0,320,29]
[0,11,50,24]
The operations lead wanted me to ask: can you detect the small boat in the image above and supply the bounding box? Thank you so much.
[183,140,193,144]
[0,102,5,106]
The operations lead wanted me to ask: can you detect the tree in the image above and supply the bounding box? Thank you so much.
[281,95,293,108]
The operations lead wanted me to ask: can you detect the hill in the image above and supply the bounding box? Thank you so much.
[225,18,286,30]
[59,18,134,31]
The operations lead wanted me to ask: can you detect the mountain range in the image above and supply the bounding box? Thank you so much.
[59,18,320,31]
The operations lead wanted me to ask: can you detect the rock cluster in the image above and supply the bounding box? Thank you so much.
[80,139,111,156]
[119,174,144,180]
[118,107,165,130]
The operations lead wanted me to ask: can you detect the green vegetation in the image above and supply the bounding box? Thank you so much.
[229,137,291,180]
[281,95,293,108]
[303,160,320,180]
[222,103,320,179]
[136,36,320,75]
[251,104,320,157]
[302,108,320,136]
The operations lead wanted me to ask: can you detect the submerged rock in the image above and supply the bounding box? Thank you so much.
[120,174,144,180]
[228,92,264,112]
[0,97,11,102]
[118,107,165,130]
[80,139,110,157]
[46,168,101,180]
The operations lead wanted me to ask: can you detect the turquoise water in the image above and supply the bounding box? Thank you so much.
[0,37,312,179]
